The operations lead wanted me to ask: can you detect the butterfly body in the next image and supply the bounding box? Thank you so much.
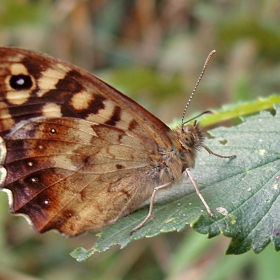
[0,47,232,236]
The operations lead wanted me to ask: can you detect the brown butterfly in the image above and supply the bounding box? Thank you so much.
[0,47,235,236]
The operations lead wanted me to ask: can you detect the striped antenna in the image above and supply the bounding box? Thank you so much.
[181,50,216,126]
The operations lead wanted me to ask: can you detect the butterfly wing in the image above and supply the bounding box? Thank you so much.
[4,117,164,235]
[0,47,171,146]
[0,47,174,235]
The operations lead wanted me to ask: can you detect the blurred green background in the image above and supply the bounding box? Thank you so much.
[0,0,280,279]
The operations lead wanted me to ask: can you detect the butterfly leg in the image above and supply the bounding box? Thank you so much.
[130,182,172,235]
[202,144,235,159]
[185,168,214,217]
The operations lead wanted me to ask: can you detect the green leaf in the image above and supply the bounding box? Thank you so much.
[70,247,95,262]
[72,104,280,259]
[169,94,280,129]
[200,94,280,127]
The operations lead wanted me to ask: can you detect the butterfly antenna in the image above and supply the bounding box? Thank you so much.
[181,50,216,127]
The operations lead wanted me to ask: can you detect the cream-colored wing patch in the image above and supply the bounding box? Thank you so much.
[71,91,94,110]
[42,103,62,118]
[10,63,29,75]
[37,67,68,97]
[0,102,15,132]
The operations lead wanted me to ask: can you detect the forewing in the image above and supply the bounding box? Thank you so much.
[0,47,171,148]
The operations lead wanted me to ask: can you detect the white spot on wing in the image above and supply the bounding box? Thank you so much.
[0,136,7,165]
[0,166,7,187]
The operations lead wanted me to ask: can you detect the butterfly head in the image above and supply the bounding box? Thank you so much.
[179,109,213,150]
[171,118,206,169]
[179,120,205,152]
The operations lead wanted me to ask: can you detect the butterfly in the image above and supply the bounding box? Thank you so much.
[0,47,235,236]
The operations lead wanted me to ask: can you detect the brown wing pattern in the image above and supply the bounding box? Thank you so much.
[4,117,163,235]
[0,47,171,147]
[0,47,173,235]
